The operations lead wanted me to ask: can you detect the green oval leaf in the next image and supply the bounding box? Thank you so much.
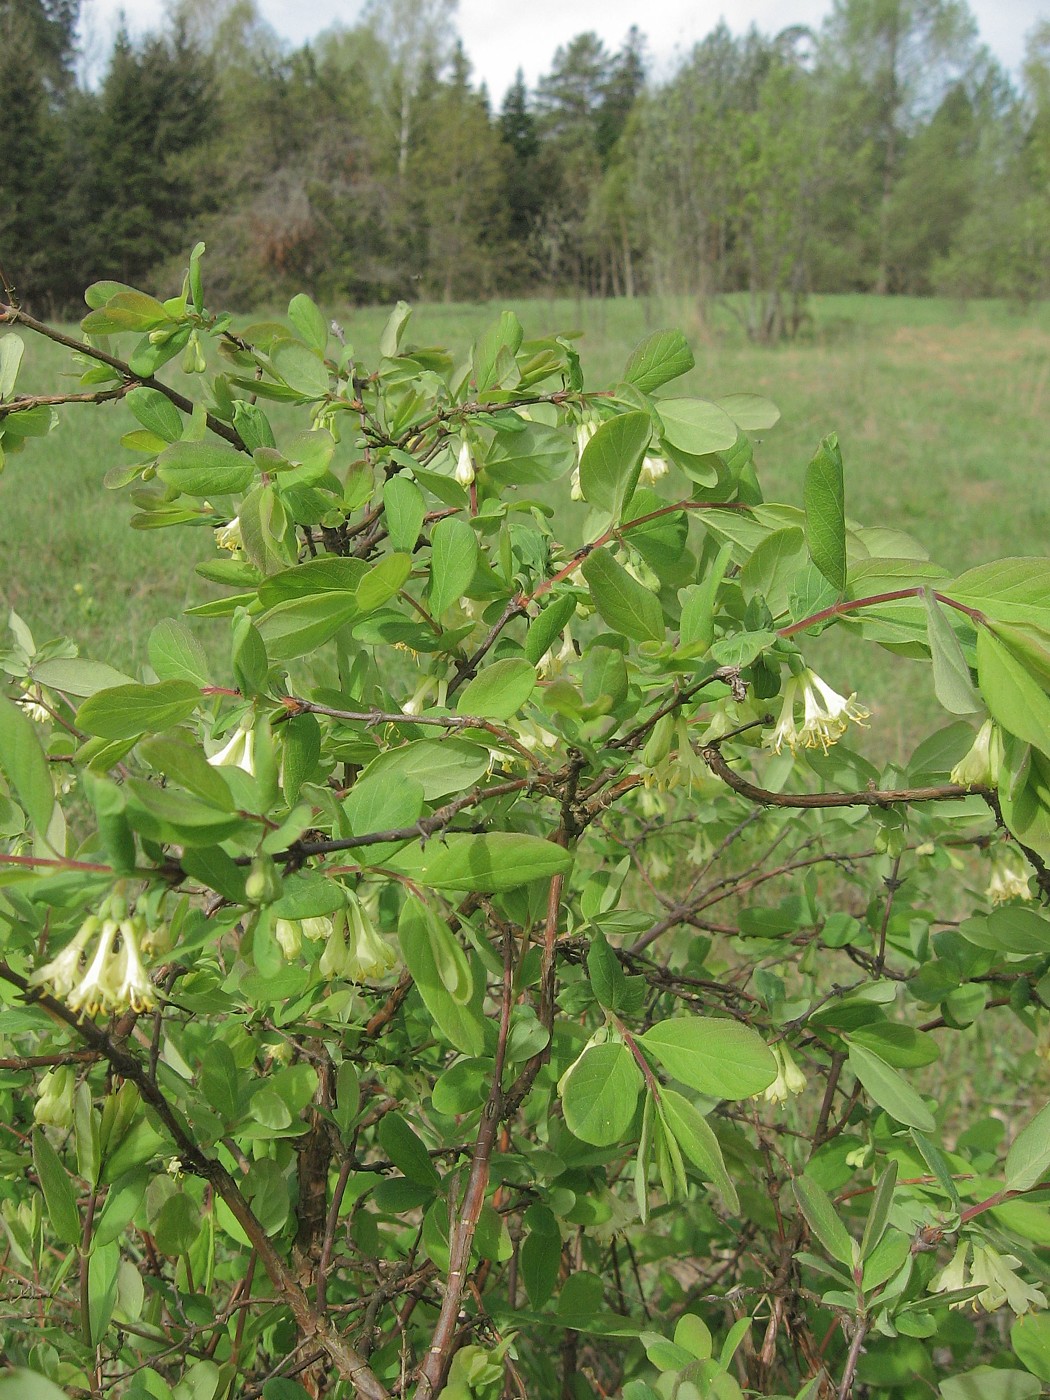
[561,1043,642,1146]
[846,1041,935,1132]
[271,339,331,398]
[581,548,664,644]
[32,1129,80,1247]
[429,517,478,616]
[793,1172,854,1267]
[623,329,695,394]
[655,398,738,456]
[803,434,846,595]
[76,680,200,740]
[1006,1101,1050,1193]
[456,659,537,721]
[658,1088,740,1213]
[390,833,573,893]
[0,695,55,836]
[155,441,255,497]
[639,1018,777,1100]
[579,411,652,519]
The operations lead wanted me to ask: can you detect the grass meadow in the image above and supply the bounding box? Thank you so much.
[3,292,1049,758]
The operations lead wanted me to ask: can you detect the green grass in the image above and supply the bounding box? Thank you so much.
[3,292,1048,756]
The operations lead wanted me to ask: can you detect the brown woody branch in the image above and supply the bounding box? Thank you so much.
[412,921,516,1399]
[700,744,989,810]
[0,384,136,417]
[281,697,543,768]
[0,302,247,452]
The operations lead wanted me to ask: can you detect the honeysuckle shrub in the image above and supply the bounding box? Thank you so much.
[0,249,1049,1400]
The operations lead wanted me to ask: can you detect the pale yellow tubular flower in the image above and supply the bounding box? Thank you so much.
[454,437,475,487]
[34,1067,76,1130]
[1001,1260,1048,1315]
[767,677,804,754]
[28,916,101,999]
[516,721,560,753]
[808,672,870,730]
[402,676,438,716]
[569,464,584,501]
[575,420,597,460]
[319,912,350,979]
[986,863,1033,905]
[969,1242,1047,1314]
[763,1047,789,1105]
[214,516,243,552]
[300,915,334,943]
[639,453,669,486]
[140,918,172,957]
[274,918,302,959]
[208,718,256,775]
[950,718,1003,788]
[780,1043,807,1096]
[111,917,155,1013]
[343,894,398,984]
[929,1240,969,1301]
[66,918,121,1017]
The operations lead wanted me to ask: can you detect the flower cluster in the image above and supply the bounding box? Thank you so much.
[318,895,399,983]
[208,716,256,775]
[763,1043,807,1105]
[930,1239,1046,1314]
[766,669,870,756]
[985,851,1033,905]
[639,453,669,486]
[214,516,243,553]
[273,914,335,960]
[34,1066,76,1130]
[29,893,163,1016]
[536,626,576,680]
[950,718,1003,789]
[17,680,53,724]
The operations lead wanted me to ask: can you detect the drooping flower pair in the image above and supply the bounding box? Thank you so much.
[984,852,1032,905]
[208,715,257,776]
[273,914,337,960]
[29,899,160,1016]
[766,668,870,756]
[950,718,1003,789]
[763,1042,807,1105]
[318,895,399,983]
[930,1239,1046,1314]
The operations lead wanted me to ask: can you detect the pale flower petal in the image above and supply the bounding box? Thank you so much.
[29,916,100,999]
[208,719,256,775]
[639,453,669,485]
[66,918,121,1016]
[765,669,869,758]
[344,896,398,983]
[950,718,1003,788]
[930,1240,969,1299]
[214,516,243,552]
[454,438,475,487]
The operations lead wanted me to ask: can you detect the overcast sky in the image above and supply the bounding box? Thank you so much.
[78,0,1045,99]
